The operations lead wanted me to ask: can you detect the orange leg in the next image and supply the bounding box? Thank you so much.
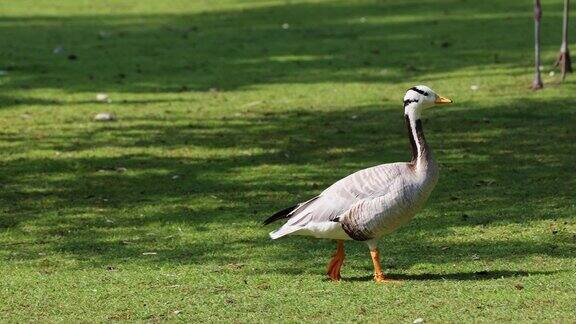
[370,248,398,283]
[326,240,345,281]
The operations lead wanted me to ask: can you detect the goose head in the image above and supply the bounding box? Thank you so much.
[403,85,452,117]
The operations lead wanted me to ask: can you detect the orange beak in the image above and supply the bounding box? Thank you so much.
[435,96,453,105]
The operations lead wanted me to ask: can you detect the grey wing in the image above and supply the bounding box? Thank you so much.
[283,163,407,227]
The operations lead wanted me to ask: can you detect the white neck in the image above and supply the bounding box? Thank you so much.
[404,105,422,120]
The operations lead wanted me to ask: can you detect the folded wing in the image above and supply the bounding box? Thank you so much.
[268,163,407,239]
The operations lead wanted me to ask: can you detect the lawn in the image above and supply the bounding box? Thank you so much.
[0,0,575,322]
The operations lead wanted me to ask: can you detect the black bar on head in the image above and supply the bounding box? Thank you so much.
[403,99,419,107]
[409,87,429,96]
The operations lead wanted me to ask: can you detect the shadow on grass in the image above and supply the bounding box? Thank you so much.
[343,270,560,282]
[0,0,565,99]
[1,97,574,272]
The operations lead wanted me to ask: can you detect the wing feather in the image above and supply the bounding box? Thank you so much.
[276,163,408,230]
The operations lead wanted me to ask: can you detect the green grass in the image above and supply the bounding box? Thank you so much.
[0,0,575,322]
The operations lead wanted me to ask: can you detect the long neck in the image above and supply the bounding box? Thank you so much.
[404,113,432,165]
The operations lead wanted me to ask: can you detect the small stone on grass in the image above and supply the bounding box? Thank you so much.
[96,93,111,102]
[94,112,116,121]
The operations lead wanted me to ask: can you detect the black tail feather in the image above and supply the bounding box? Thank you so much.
[263,204,298,225]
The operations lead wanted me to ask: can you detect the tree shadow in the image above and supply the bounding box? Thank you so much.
[0,0,566,101]
[1,96,574,273]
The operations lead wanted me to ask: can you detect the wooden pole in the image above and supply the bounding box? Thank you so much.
[554,0,572,80]
[532,0,544,90]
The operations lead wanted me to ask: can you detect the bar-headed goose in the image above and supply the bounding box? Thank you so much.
[264,85,452,282]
